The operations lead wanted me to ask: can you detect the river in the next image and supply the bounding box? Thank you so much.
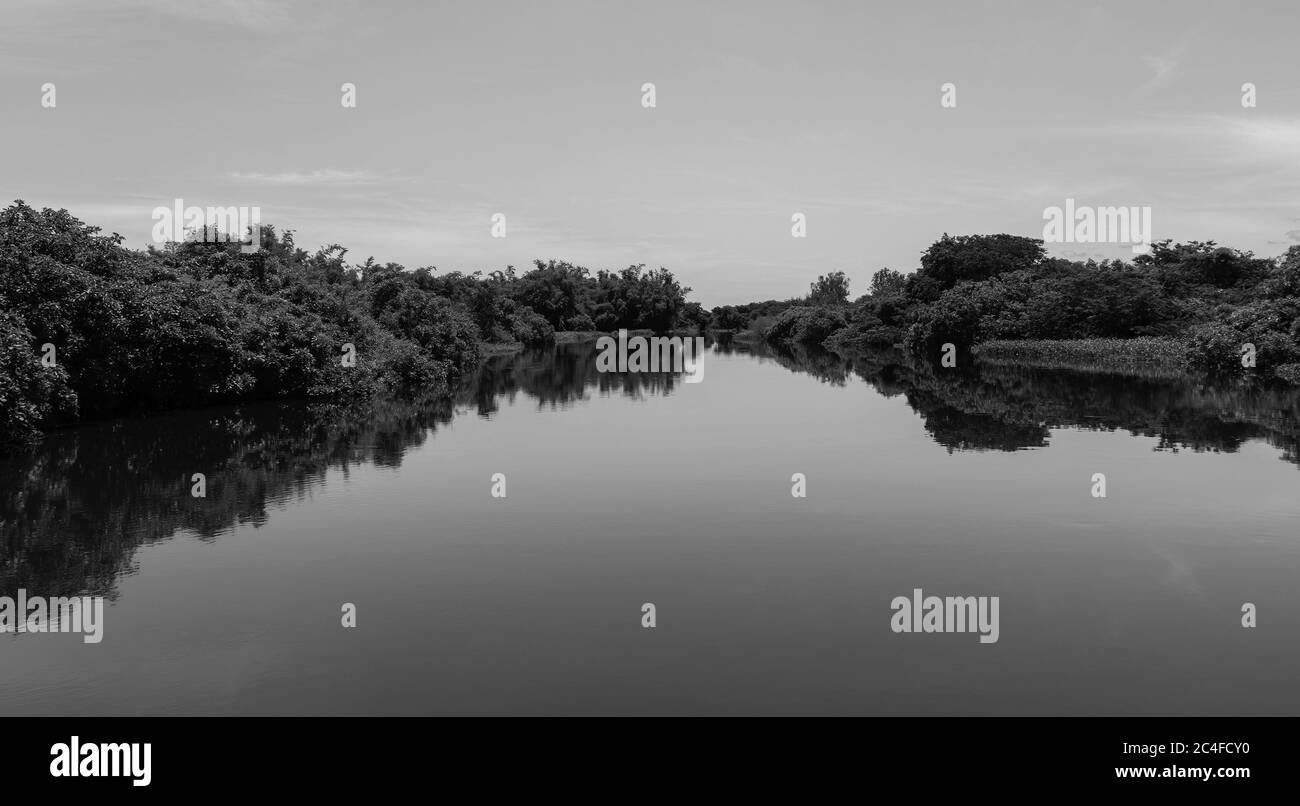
[2,338,1297,715]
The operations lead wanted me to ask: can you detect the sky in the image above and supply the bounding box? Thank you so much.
[1,0,1298,307]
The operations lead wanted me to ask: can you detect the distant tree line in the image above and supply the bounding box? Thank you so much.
[735,233,1300,385]
[0,201,697,448]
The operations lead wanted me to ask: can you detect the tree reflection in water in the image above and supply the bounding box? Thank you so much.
[4,337,1298,600]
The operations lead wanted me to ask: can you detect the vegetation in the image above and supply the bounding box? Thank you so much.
[740,233,1300,385]
[7,198,1299,451]
[974,338,1188,375]
[0,201,697,449]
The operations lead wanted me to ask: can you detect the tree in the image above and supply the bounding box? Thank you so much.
[512,260,592,329]
[869,268,906,297]
[1135,240,1270,290]
[808,271,850,306]
[918,234,1045,289]
[711,305,748,330]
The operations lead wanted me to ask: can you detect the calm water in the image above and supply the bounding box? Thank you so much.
[2,339,1298,715]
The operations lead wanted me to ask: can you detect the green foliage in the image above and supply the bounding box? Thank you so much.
[975,337,1189,372]
[903,276,1030,351]
[678,301,709,333]
[494,260,693,333]
[1183,322,1251,375]
[1274,363,1300,385]
[752,233,1300,386]
[707,299,802,333]
[0,309,77,446]
[512,260,592,329]
[592,264,690,331]
[1135,240,1271,291]
[917,233,1046,289]
[808,271,850,306]
[510,308,556,343]
[1183,299,1300,376]
[710,305,748,331]
[0,200,696,450]
[1263,246,1300,299]
[824,317,900,351]
[762,306,847,345]
[869,268,906,297]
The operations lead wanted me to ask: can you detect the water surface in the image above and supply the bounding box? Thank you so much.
[2,340,1297,715]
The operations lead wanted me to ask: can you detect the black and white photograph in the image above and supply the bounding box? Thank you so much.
[0,0,1295,791]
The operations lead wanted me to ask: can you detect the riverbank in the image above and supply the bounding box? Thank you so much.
[0,202,706,450]
[972,337,1190,377]
[743,235,1300,387]
[482,329,662,354]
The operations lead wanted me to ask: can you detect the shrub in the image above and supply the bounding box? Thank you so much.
[372,335,447,396]
[0,310,77,446]
[1274,363,1300,385]
[710,305,748,331]
[1183,322,1248,375]
[762,306,847,345]
[563,312,595,332]
[511,308,555,343]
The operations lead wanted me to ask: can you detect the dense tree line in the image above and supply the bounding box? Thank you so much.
[744,233,1300,385]
[8,199,1297,449]
[0,201,696,448]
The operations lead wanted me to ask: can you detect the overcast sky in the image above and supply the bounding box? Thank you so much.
[2,0,1298,306]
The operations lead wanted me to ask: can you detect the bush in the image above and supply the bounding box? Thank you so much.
[824,322,900,351]
[511,308,556,343]
[905,278,1029,351]
[372,335,447,396]
[822,303,900,350]
[563,312,595,332]
[762,306,847,345]
[710,305,748,331]
[0,310,77,446]
[1183,323,1249,375]
[1274,363,1300,384]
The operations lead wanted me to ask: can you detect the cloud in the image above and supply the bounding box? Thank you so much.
[1134,55,1178,95]
[1134,36,1192,96]
[223,170,380,186]
[1218,117,1300,164]
[3,0,298,31]
[107,0,293,30]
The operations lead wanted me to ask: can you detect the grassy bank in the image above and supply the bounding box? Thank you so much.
[973,337,1190,376]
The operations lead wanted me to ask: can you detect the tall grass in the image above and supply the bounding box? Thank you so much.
[974,337,1190,377]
